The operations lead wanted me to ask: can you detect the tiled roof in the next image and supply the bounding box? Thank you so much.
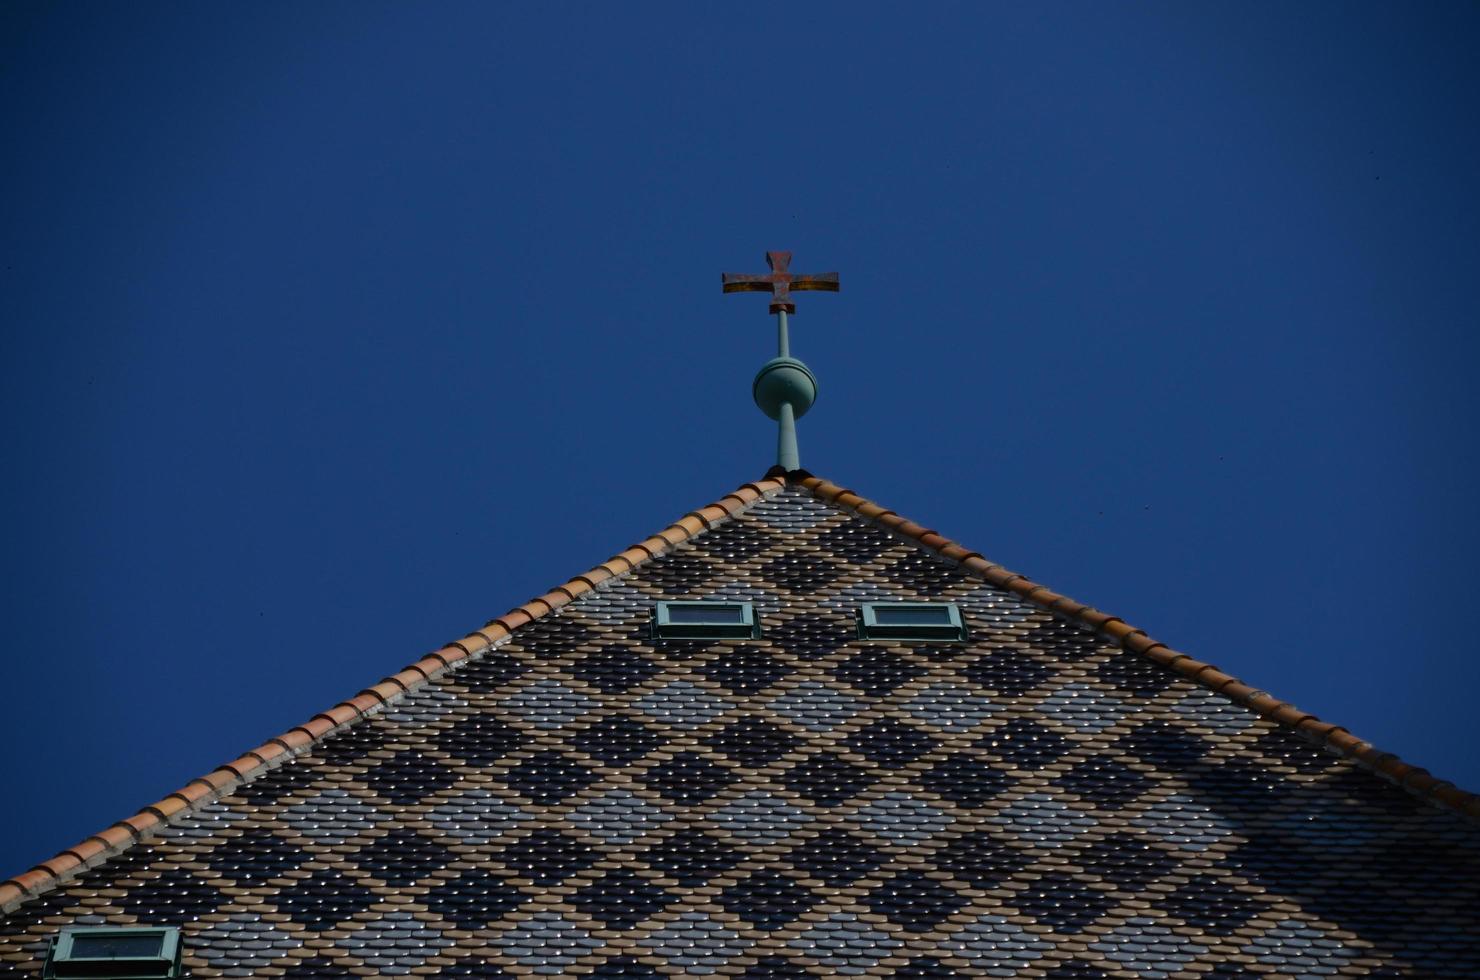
[3,470,1478,977]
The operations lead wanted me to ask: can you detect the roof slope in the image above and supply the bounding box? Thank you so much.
[3,473,1478,978]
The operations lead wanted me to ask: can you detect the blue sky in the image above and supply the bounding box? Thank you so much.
[2,3,1478,875]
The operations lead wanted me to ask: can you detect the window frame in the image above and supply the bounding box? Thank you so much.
[45,926,182,979]
[857,601,968,642]
[652,600,760,639]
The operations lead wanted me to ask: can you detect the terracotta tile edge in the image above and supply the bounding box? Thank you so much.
[793,470,1480,823]
[0,473,788,913]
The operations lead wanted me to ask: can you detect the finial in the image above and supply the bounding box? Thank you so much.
[722,251,839,471]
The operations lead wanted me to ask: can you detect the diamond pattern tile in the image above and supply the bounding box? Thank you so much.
[234,760,321,805]
[703,716,801,768]
[698,646,791,694]
[766,611,855,660]
[117,867,223,922]
[195,914,301,968]
[642,751,738,803]
[1022,618,1106,659]
[282,789,386,843]
[433,714,527,766]
[761,551,846,592]
[572,868,674,929]
[1055,758,1154,806]
[361,748,460,804]
[570,788,672,844]
[832,647,926,697]
[959,646,1054,696]
[844,717,939,764]
[1072,833,1180,890]
[1097,648,1181,696]
[423,867,524,930]
[638,912,752,969]
[781,751,874,806]
[976,716,1073,769]
[452,651,528,693]
[345,911,453,971]
[784,827,886,886]
[934,831,1033,889]
[5,483,1478,977]
[867,868,967,932]
[499,750,597,804]
[766,680,863,732]
[496,829,597,885]
[879,552,965,596]
[711,790,811,843]
[634,680,732,729]
[643,829,744,887]
[315,722,399,765]
[494,911,597,970]
[719,869,815,929]
[904,682,996,732]
[569,647,661,693]
[1119,719,1213,768]
[811,518,900,562]
[1010,873,1116,932]
[206,827,308,882]
[919,753,1012,807]
[426,788,529,844]
[683,517,778,560]
[351,827,454,886]
[568,713,660,767]
[273,869,378,929]
[855,794,954,843]
[792,913,902,967]
[1160,873,1264,934]
[643,553,719,595]
[501,678,596,730]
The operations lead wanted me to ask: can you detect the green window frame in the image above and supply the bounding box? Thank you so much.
[652,600,760,639]
[857,602,968,642]
[44,926,182,979]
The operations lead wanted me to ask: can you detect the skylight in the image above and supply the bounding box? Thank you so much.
[44,926,182,979]
[653,601,759,639]
[858,602,967,641]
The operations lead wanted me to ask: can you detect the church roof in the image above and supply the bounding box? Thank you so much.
[3,471,1478,977]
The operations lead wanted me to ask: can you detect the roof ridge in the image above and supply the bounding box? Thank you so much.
[788,470,1480,823]
[0,474,788,913]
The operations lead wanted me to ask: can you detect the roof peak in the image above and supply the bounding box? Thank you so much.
[4,470,1477,914]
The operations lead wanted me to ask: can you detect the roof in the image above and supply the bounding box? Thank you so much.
[2,470,1478,977]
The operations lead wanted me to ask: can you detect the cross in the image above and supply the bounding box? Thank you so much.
[722,251,839,314]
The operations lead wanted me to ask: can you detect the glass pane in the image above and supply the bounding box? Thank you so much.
[71,934,164,959]
[873,605,953,626]
[666,604,746,624]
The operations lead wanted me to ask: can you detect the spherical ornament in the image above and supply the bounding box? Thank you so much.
[752,356,818,420]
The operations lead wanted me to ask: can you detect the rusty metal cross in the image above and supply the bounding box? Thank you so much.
[722,251,839,314]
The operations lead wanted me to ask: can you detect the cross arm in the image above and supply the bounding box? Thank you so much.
[721,273,777,293]
[788,272,840,292]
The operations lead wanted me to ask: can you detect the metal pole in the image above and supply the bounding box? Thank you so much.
[776,310,797,469]
[777,401,799,471]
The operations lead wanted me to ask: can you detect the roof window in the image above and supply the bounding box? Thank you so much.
[858,602,967,641]
[653,600,759,639]
[44,926,182,978]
